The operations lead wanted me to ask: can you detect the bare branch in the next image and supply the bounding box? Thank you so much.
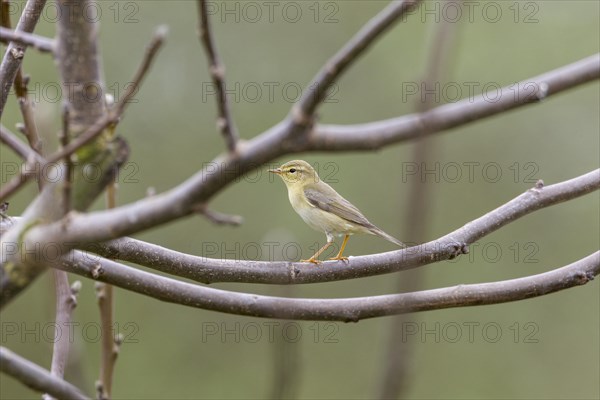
[61,169,600,286]
[55,0,105,132]
[312,53,600,150]
[42,275,80,400]
[0,26,167,202]
[96,182,119,400]
[192,203,244,226]
[0,23,167,307]
[51,249,600,322]
[0,125,44,163]
[0,0,47,116]
[197,0,239,153]
[0,114,113,200]
[47,276,76,377]
[0,125,46,194]
[0,26,54,53]
[60,106,72,213]
[59,24,167,149]
[14,73,41,153]
[0,347,88,400]
[114,25,168,117]
[41,105,79,400]
[1,1,42,152]
[294,0,422,125]
[96,282,119,399]
[4,170,597,321]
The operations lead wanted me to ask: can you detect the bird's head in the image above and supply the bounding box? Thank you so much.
[269,160,319,188]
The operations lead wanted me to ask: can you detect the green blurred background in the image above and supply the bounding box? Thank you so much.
[1,1,599,399]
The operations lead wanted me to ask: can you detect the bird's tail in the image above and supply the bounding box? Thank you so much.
[370,227,407,248]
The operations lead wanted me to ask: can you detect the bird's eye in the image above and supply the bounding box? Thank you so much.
[289,168,296,173]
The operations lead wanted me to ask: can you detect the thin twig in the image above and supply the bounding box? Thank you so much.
[0,2,42,153]
[0,26,167,201]
[192,203,243,226]
[0,347,89,400]
[60,105,72,213]
[14,72,41,153]
[0,114,112,200]
[95,283,119,400]
[37,97,79,400]
[197,0,239,153]
[293,0,422,126]
[0,125,44,192]
[42,277,81,400]
[0,26,54,52]
[97,180,119,400]
[113,25,168,117]
[0,125,44,163]
[0,0,47,116]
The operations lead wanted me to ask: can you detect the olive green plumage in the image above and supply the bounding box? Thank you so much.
[270,160,406,263]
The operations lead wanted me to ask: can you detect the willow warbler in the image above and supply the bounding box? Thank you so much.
[269,160,406,264]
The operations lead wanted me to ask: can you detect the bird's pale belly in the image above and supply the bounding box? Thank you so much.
[289,191,363,236]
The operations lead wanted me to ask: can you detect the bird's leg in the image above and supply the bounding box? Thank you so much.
[301,241,333,264]
[329,235,350,261]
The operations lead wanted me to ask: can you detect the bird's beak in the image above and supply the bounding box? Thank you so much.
[269,168,282,175]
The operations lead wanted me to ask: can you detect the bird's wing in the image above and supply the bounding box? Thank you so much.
[303,186,374,229]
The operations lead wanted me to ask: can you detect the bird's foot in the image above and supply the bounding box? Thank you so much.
[301,258,322,264]
[328,256,349,262]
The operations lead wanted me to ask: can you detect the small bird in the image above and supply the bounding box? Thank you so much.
[269,160,406,264]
